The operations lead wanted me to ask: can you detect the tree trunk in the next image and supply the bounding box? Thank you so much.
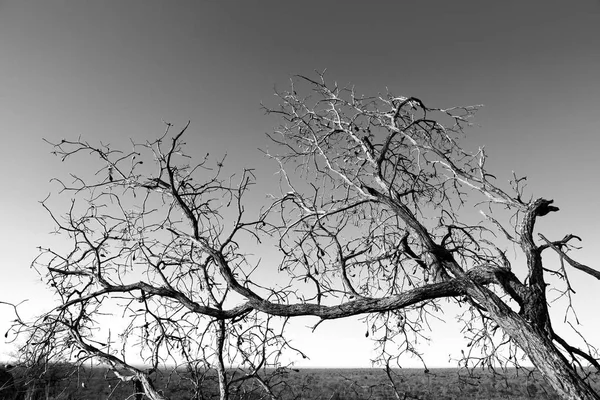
[134,379,144,400]
[215,319,229,400]
[137,375,168,400]
[513,327,599,400]
[468,284,600,400]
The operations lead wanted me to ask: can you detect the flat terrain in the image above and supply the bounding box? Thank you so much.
[7,366,600,399]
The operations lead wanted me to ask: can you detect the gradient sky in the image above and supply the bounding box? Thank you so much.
[1,1,599,368]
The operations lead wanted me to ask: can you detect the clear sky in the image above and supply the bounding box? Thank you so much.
[1,0,599,368]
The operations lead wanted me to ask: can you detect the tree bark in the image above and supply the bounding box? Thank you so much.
[137,375,167,400]
[215,319,229,400]
[134,379,144,400]
[466,284,600,400]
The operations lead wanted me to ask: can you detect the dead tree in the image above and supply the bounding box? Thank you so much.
[260,73,600,399]
[14,73,600,400]
[16,124,302,400]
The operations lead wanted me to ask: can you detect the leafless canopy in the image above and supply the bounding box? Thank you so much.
[8,73,600,400]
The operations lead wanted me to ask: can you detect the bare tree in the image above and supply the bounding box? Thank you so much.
[260,73,600,399]
[13,73,600,400]
[16,126,301,400]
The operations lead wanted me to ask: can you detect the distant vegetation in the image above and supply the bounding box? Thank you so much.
[6,365,597,400]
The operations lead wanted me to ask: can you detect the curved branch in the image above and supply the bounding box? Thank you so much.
[539,234,600,280]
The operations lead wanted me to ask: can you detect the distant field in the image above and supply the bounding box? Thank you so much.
[8,366,600,399]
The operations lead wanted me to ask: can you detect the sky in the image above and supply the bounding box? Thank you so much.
[1,0,599,368]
